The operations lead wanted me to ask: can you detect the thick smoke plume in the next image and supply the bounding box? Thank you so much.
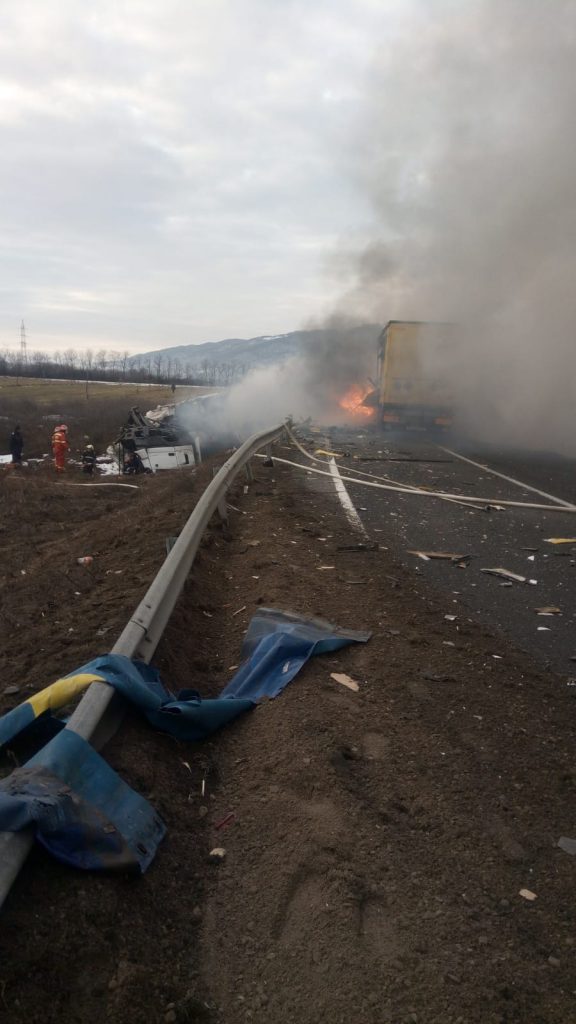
[183,0,576,448]
[338,0,576,451]
[176,317,380,443]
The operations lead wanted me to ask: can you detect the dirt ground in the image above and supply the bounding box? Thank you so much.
[0,444,576,1023]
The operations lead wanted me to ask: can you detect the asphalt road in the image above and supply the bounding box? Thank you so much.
[298,425,576,678]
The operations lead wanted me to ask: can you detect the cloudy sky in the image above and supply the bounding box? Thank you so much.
[0,0,411,355]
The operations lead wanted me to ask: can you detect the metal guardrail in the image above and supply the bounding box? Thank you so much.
[0,423,286,908]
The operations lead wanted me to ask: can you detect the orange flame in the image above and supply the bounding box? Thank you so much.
[338,383,375,419]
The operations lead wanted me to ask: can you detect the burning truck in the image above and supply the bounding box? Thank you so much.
[338,320,455,431]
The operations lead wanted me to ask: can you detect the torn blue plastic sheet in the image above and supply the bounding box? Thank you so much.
[0,609,369,872]
[0,729,165,871]
[54,609,371,742]
[221,608,371,700]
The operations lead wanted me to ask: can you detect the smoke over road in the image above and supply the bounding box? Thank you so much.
[184,1,576,449]
[176,319,380,443]
[337,0,576,451]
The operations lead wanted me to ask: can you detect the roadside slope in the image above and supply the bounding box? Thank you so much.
[0,453,575,1024]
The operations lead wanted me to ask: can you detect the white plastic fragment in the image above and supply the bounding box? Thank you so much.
[330,672,360,692]
[519,888,537,901]
[209,847,226,862]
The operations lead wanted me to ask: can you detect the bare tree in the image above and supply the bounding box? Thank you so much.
[153,353,164,381]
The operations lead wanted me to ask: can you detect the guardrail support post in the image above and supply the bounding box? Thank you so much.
[217,496,228,522]
[212,466,228,522]
[245,461,254,483]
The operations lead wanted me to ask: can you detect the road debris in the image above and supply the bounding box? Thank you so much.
[537,627,551,631]
[408,550,471,565]
[317,565,336,570]
[77,556,93,567]
[481,568,537,584]
[558,836,576,856]
[544,538,576,544]
[336,542,379,552]
[330,672,360,692]
[519,888,537,902]
[208,847,226,863]
[444,615,457,622]
[214,812,236,831]
[535,607,561,615]
[232,605,247,617]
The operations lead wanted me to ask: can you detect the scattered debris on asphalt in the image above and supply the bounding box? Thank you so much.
[544,538,576,544]
[408,550,471,565]
[336,542,379,552]
[481,568,536,584]
[535,607,561,615]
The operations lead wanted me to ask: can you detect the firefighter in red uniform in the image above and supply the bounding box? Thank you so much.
[52,424,69,472]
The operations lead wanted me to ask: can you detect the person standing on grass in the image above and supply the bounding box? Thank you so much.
[9,425,23,466]
[81,443,96,475]
[52,423,69,473]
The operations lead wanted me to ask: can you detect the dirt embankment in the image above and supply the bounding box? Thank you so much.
[0,454,575,1024]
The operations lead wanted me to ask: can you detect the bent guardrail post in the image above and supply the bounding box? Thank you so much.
[0,423,286,909]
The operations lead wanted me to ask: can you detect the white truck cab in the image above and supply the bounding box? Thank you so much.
[137,444,196,472]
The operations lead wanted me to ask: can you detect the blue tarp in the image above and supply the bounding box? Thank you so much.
[71,609,370,742]
[0,730,165,871]
[0,608,370,872]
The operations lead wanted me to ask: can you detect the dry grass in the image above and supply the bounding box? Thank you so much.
[0,377,215,405]
[0,378,219,457]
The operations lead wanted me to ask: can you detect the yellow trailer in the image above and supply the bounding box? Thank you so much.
[377,320,454,430]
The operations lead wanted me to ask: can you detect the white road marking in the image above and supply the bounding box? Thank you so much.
[327,456,369,536]
[438,445,576,510]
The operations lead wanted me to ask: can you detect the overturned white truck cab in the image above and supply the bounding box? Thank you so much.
[116,406,199,474]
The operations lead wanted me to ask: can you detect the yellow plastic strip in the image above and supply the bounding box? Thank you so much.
[27,673,107,717]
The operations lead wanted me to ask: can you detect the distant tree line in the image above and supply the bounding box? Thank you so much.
[0,347,250,387]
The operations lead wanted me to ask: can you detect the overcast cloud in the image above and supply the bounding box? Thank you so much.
[0,0,407,354]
